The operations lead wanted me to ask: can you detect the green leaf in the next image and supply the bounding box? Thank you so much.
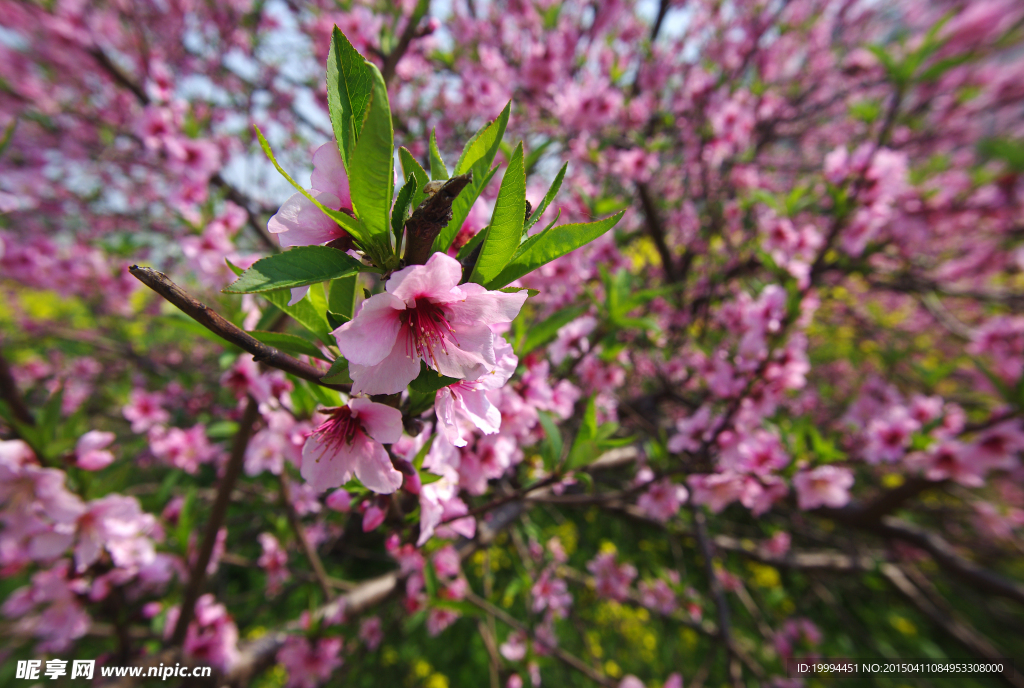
[392,173,418,250]
[347,62,395,262]
[520,305,587,355]
[253,125,373,246]
[525,162,567,231]
[429,129,449,181]
[567,395,598,469]
[224,246,373,294]
[524,138,553,177]
[471,142,526,285]
[432,164,500,254]
[454,101,510,178]
[485,211,626,289]
[536,410,563,471]
[248,331,329,360]
[328,274,359,322]
[326,26,373,169]
[260,288,333,346]
[321,356,352,384]
[424,560,439,598]
[408,361,459,394]
[0,118,16,159]
[399,146,430,210]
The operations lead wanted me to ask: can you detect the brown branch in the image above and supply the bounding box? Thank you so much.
[636,182,678,282]
[381,0,430,86]
[170,397,260,645]
[464,591,617,688]
[688,503,743,688]
[278,472,333,600]
[0,347,34,428]
[89,47,149,105]
[880,564,1024,688]
[129,266,348,392]
[403,174,472,266]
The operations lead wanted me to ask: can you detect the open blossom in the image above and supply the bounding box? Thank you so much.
[587,552,637,602]
[300,398,404,494]
[793,466,854,510]
[531,568,572,616]
[277,635,344,688]
[122,389,170,433]
[74,430,116,471]
[164,594,239,672]
[334,252,528,395]
[435,335,518,447]
[257,533,290,595]
[637,479,688,522]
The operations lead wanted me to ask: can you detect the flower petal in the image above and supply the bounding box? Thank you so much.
[387,253,463,305]
[351,397,404,444]
[267,191,347,248]
[334,292,405,366]
[446,283,528,325]
[311,142,351,205]
[430,325,495,380]
[288,285,310,306]
[300,432,354,492]
[351,434,404,494]
[349,333,422,394]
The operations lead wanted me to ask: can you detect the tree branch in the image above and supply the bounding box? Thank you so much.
[636,182,678,282]
[278,471,333,600]
[170,396,260,645]
[381,1,430,86]
[129,266,348,392]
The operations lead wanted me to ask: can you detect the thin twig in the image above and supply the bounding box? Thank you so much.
[278,471,333,600]
[465,591,617,688]
[0,348,35,428]
[381,1,430,85]
[170,396,260,645]
[129,266,348,392]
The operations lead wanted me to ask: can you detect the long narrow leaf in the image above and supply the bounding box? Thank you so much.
[224,246,374,294]
[471,142,526,285]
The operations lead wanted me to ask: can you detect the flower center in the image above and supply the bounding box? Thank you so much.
[400,298,459,366]
[311,407,361,456]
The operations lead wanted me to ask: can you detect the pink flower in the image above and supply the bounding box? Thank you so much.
[531,568,572,616]
[300,398,404,494]
[359,616,384,651]
[417,479,475,546]
[426,606,460,636]
[915,441,983,487]
[793,466,854,510]
[257,533,290,595]
[435,336,518,447]
[638,579,677,615]
[687,472,745,513]
[620,676,646,688]
[165,594,239,672]
[122,389,169,433]
[75,430,115,471]
[548,315,597,364]
[334,253,528,395]
[587,552,636,602]
[268,142,351,250]
[500,630,528,661]
[637,479,688,523]
[862,407,919,463]
[148,425,218,474]
[277,635,344,688]
[325,489,352,512]
[764,532,791,557]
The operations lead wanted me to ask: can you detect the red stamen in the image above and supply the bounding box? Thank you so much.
[399,298,459,366]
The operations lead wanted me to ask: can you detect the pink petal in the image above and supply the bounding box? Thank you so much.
[301,432,356,492]
[334,292,405,366]
[76,430,115,454]
[457,385,502,434]
[350,398,404,444]
[268,191,347,248]
[447,283,528,325]
[387,253,463,305]
[434,389,468,447]
[349,333,422,394]
[311,142,351,204]
[351,434,403,494]
[430,324,495,379]
[288,285,309,306]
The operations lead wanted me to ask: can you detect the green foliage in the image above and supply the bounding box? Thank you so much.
[247,331,328,361]
[224,246,374,294]
[519,305,588,355]
[326,26,373,169]
[408,361,460,394]
[485,211,626,289]
[429,128,449,181]
[470,142,526,285]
